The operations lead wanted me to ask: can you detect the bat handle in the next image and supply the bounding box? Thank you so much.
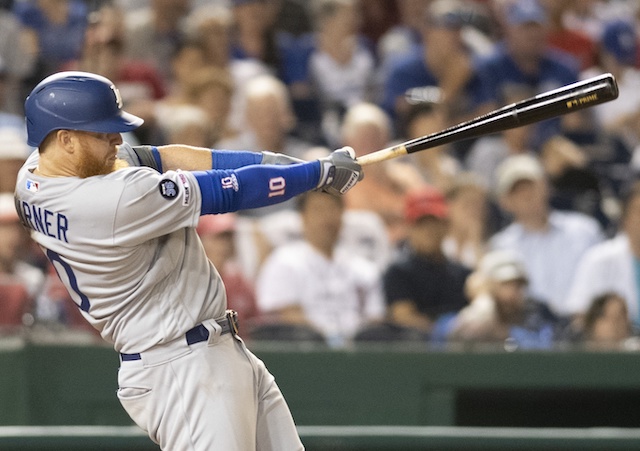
[357,144,408,166]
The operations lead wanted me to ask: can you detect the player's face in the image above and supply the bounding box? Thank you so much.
[73,131,125,178]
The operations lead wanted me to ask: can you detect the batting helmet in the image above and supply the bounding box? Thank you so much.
[24,71,144,147]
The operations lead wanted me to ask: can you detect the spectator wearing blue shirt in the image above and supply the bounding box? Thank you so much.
[475,0,580,150]
[380,0,487,135]
[490,154,604,318]
[13,0,88,78]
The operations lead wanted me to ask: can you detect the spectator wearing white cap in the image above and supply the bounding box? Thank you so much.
[489,154,603,317]
[0,127,32,193]
[448,249,561,347]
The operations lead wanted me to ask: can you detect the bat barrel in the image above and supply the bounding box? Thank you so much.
[403,73,618,154]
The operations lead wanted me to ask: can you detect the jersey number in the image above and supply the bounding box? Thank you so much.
[46,248,91,312]
[268,177,286,198]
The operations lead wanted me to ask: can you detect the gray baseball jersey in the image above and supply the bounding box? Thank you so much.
[15,145,225,353]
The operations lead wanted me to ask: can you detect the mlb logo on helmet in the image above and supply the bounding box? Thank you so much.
[110,84,124,109]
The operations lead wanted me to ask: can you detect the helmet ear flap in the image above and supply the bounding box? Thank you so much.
[24,71,144,147]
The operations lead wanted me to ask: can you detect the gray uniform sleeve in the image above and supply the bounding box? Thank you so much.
[118,143,161,171]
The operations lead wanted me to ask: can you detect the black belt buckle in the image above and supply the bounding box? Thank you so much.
[226,310,239,335]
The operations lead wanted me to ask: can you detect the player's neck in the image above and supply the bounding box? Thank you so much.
[34,152,78,178]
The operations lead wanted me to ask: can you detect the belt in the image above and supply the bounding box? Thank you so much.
[120,310,239,362]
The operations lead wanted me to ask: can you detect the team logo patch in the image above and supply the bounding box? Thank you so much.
[158,179,179,199]
[26,179,39,193]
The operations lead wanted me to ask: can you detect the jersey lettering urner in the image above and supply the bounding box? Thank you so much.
[19,200,69,243]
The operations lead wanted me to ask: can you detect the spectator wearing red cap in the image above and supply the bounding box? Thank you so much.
[382,185,471,336]
[196,213,259,327]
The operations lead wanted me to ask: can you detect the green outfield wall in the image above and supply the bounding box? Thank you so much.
[1,338,640,449]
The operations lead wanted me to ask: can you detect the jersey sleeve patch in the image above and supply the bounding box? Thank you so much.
[158,179,179,199]
[177,172,192,206]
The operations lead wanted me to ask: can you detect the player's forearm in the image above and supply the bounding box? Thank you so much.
[194,161,321,214]
[157,145,263,172]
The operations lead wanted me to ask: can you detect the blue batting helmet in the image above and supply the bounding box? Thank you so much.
[24,71,144,147]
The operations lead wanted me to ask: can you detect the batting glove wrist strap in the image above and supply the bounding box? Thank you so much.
[316,147,363,195]
[261,151,305,165]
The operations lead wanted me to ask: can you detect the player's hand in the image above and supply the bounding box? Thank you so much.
[316,146,363,196]
[261,151,305,165]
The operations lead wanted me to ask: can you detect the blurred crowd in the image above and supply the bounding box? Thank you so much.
[2,0,640,351]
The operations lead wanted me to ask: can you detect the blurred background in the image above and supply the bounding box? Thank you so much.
[3,0,640,449]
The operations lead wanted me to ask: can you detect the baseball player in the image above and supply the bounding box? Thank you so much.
[13,71,363,450]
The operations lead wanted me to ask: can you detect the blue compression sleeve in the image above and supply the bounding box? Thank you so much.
[194,162,320,214]
[211,149,263,169]
[150,147,163,173]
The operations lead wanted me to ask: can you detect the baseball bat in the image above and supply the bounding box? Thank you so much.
[357,73,619,166]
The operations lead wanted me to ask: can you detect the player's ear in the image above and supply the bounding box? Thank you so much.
[57,130,76,153]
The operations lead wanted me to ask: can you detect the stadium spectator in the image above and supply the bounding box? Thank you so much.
[196,213,259,327]
[582,20,640,154]
[448,249,561,348]
[400,101,460,192]
[489,154,604,317]
[383,185,470,335]
[0,193,44,327]
[442,172,490,270]
[464,85,536,190]
[542,0,597,71]
[216,74,310,159]
[0,9,36,114]
[255,190,385,348]
[540,135,611,230]
[340,102,422,244]
[13,0,88,80]
[186,4,270,137]
[303,0,377,147]
[375,0,429,68]
[122,0,192,84]
[0,58,27,131]
[476,0,581,149]
[185,66,237,144]
[230,0,282,72]
[156,104,212,148]
[163,38,208,106]
[580,292,633,349]
[565,180,640,326]
[0,127,31,193]
[380,0,487,132]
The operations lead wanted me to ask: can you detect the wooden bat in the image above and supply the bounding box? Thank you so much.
[357,73,619,166]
